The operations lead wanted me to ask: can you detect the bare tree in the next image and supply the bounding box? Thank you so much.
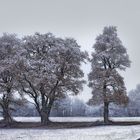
[88,26,131,123]
[19,33,87,125]
[0,33,23,125]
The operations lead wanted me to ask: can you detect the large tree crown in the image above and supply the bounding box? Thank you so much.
[88,26,130,105]
[92,26,131,70]
[20,32,87,97]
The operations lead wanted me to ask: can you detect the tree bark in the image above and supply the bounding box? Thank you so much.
[103,82,110,124]
[103,101,109,124]
[2,105,13,125]
[40,98,55,125]
[1,93,14,125]
[40,81,58,125]
[40,110,50,125]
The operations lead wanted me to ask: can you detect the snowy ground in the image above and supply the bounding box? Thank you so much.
[1,125,140,140]
[1,117,140,140]
[7,116,140,122]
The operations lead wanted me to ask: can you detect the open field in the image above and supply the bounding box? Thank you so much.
[10,116,140,122]
[0,125,140,140]
[0,116,140,123]
[0,117,140,140]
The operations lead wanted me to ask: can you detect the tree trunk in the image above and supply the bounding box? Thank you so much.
[103,101,109,124]
[1,89,14,125]
[40,110,50,125]
[40,98,54,125]
[2,107,13,125]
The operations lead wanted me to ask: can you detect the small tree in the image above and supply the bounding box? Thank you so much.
[0,33,23,125]
[88,26,131,123]
[19,33,87,125]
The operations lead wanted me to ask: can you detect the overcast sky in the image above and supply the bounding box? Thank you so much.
[0,0,140,101]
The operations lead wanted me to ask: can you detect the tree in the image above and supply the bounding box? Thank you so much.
[19,33,87,125]
[88,26,131,123]
[0,33,23,125]
[127,84,140,116]
[128,84,140,102]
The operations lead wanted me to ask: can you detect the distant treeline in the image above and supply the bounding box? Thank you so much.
[6,84,140,117]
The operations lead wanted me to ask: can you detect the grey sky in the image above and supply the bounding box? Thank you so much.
[0,0,140,101]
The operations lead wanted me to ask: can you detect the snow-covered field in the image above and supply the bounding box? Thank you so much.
[1,125,140,140]
[6,116,140,122]
[1,117,140,140]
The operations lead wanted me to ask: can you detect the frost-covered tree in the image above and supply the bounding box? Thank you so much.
[128,84,140,102]
[127,84,140,116]
[19,33,87,124]
[88,26,131,123]
[0,33,23,125]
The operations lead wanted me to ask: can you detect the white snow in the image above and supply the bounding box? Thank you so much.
[5,116,140,122]
[1,117,140,140]
[0,125,140,140]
